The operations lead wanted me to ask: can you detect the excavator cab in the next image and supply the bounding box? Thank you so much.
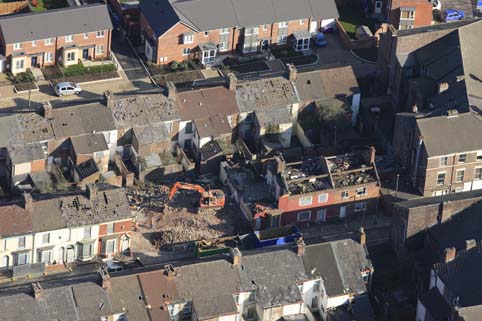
[169,182,225,211]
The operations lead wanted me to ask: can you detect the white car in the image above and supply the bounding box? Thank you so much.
[433,0,442,11]
[54,82,82,97]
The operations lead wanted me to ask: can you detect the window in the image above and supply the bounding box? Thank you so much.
[13,42,21,50]
[96,30,105,38]
[67,52,76,62]
[204,31,209,37]
[84,226,92,239]
[77,242,94,258]
[278,34,288,44]
[341,190,349,199]
[18,236,26,249]
[32,40,37,47]
[299,196,313,206]
[399,8,415,30]
[17,253,29,265]
[400,9,415,19]
[247,307,256,320]
[355,202,367,212]
[278,21,288,28]
[42,233,50,244]
[65,35,73,42]
[83,33,89,39]
[218,42,227,50]
[220,28,230,34]
[297,211,311,222]
[318,193,328,203]
[456,169,465,183]
[248,291,256,303]
[183,301,192,314]
[45,38,54,45]
[262,24,268,31]
[185,121,193,134]
[316,209,326,222]
[437,172,446,185]
[106,240,116,254]
[15,59,24,70]
[44,52,53,63]
[458,154,467,163]
[313,280,321,292]
[475,168,482,180]
[440,156,448,167]
[96,44,105,54]
[40,250,52,263]
[106,223,114,234]
[299,19,304,25]
[245,27,258,35]
[183,34,194,44]
[477,152,482,161]
[182,48,191,56]
[356,187,367,197]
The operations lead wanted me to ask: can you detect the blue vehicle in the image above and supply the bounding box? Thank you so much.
[314,33,328,47]
[445,9,464,22]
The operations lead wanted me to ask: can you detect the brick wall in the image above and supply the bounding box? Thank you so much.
[389,0,433,30]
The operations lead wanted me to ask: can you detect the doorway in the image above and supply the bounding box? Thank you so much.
[57,247,65,264]
[339,206,347,219]
[31,56,38,67]
[82,48,89,60]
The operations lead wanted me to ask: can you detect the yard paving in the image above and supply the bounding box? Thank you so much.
[111,31,150,81]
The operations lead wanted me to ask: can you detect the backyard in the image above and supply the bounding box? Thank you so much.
[337,4,379,38]
[29,0,67,11]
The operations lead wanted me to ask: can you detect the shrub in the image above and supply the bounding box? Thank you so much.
[178,62,188,71]
[169,61,179,72]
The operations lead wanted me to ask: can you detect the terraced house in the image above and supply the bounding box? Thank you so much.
[140,0,339,66]
[0,4,112,74]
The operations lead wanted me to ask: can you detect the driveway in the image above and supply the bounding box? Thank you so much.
[111,31,150,81]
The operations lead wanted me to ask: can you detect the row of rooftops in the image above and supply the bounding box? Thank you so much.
[0,239,371,321]
[0,184,130,238]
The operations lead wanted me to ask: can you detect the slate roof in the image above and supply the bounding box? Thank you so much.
[302,240,370,297]
[133,123,172,145]
[416,112,482,157]
[194,114,232,138]
[235,76,299,113]
[434,241,482,307]
[176,260,241,320]
[295,66,359,103]
[7,142,46,164]
[51,102,116,138]
[109,275,150,321]
[32,184,131,232]
[72,282,114,321]
[141,0,339,37]
[176,86,239,121]
[0,202,32,238]
[0,4,112,44]
[71,133,109,155]
[0,113,54,148]
[238,249,308,308]
[110,93,180,129]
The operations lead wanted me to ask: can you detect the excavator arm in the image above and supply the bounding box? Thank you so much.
[168,182,206,200]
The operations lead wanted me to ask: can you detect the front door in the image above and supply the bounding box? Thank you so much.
[82,49,89,59]
[31,56,38,67]
[339,206,347,219]
[310,21,318,33]
[57,247,64,264]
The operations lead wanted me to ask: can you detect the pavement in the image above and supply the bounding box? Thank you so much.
[111,31,151,81]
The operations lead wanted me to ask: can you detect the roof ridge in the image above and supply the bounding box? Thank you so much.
[0,3,106,21]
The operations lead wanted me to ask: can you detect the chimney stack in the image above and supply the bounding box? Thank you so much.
[359,226,366,246]
[231,247,242,266]
[227,73,237,91]
[412,103,418,113]
[438,82,449,94]
[103,91,114,108]
[296,237,306,256]
[23,192,33,212]
[87,184,97,200]
[287,63,298,82]
[164,264,176,278]
[166,81,176,100]
[41,102,53,119]
[466,239,476,251]
[32,282,43,299]
[444,247,456,263]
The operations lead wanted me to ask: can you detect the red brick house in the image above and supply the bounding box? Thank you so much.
[368,0,432,30]
[0,4,113,74]
[140,0,339,66]
[256,148,381,229]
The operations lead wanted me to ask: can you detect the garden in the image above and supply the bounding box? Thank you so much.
[219,57,270,74]
[8,69,38,92]
[42,62,119,85]
[337,3,379,38]
[148,60,205,87]
[29,0,67,11]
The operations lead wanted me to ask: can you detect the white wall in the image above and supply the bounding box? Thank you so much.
[219,313,238,321]
[415,299,426,321]
[178,120,193,149]
[351,93,361,126]
[282,303,302,316]
[13,162,31,176]
[326,294,350,309]
[0,234,34,268]
[103,130,118,162]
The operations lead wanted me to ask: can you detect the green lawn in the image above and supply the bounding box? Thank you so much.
[338,5,379,38]
[29,0,67,12]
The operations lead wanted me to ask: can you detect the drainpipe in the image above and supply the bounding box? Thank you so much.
[412,136,423,187]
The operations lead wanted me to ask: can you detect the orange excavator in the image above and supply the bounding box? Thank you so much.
[168,182,225,210]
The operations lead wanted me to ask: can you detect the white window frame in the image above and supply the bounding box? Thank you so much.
[477,151,482,161]
[245,27,259,35]
[45,38,54,46]
[32,40,37,47]
[96,30,105,38]
[317,193,328,203]
[456,169,465,183]
[439,156,448,167]
[458,154,467,163]
[475,167,482,180]
[299,196,313,206]
[220,28,230,34]
[106,223,114,234]
[341,190,349,199]
[106,239,116,255]
[437,172,446,186]
[65,35,73,42]
[183,34,194,44]
[13,43,21,50]
[17,252,29,265]
[182,47,191,56]
[42,233,50,245]
[278,34,288,44]
[356,187,367,197]
[316,209,326,222]
[83,33,88,39]
[84,226,92,239]
[299,19,304,25]
[297,211,311,222]
[15,59,24,70]
[44,52,53,63]
[354,202,367,212]
[18,236,26,249]
[96,44,105,55]
[278,21,288,28]
[262,24,268,31]
[67,52,76,62]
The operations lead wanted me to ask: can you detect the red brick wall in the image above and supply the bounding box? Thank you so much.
[30,159,46,172]
[389,0,433,29]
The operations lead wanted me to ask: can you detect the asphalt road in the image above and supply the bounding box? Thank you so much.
[111,31,150,81]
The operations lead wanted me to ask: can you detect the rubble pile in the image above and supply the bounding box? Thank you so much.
[333,172,375,187]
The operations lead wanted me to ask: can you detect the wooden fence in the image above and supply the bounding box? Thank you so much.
[0,1,28,15]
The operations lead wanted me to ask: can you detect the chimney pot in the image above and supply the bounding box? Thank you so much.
[412,103,418,113]
[99,266,111,292]
[359,226,366,246]
[23,192,33,212]
[32,282,43,299]
[444,247,456,263]
[103,91,114,108]
[41,102,53,119]
[466,239,476,251]
[369,146,376,165]
[227,73,237,91]
[438,82,449,94]
[231,247,242,266]
[164,264,176,278]
[296,237,306,256]
[287,63,298,82]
